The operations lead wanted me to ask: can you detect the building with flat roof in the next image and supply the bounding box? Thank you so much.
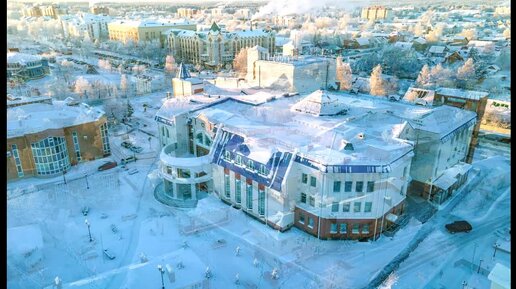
[7,101,111,180]
[361,6,393,21]
[154,88,476,239]
[7,52,49,81]
[108,19,196,44]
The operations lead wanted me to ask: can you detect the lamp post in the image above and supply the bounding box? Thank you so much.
[60,162,67,184]
[462,281,467,289]
[493,242,500,258]
[157,264,165,289]
[85,174,90,189]
[85,219,92,242]
[477,259,483,273]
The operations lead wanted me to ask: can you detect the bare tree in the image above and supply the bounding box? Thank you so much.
[233,48,248,77]
[370,64,386,96]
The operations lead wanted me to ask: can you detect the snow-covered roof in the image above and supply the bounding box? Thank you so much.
[403,87,435,106]
[355,37,370,46]
[291,90,349,116]
[488,263,510,289]
[7,52,42,65]
[435,87,489,100]
[394,42,413,50]
[7,102,105,138]
[412,37,427,44]
[109,18,193,28]
[7,95,52,107]
[428,45,446,54]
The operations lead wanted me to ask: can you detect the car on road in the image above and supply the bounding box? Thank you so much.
[121,156,137,165]
[445,220,472,233]
[121,141,133,149]
[129,145,143,153]
[98,161,117,171]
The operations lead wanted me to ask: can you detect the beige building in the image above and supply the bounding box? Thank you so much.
[108,19,196,44]
[165,23,275,70]
[361,6,393,21]
[7,102,110,180]
[246,46,337,92]
[172,63,204,97]
[177,8,197,18]
[90,5,109,15]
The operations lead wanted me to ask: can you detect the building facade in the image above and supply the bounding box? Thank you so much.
[154,89,476,239]
[7,52,49,81]
[165,23,275,69]
[361,6,393,21]
[246,46,337,93]
[108,19,196,44]
[7,102,110,180]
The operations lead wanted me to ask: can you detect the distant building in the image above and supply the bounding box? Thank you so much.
[361,6,393,21]
[7,52,49,81]
[60,13,112,41]
[165,22,275,69]
[108,19,196,44]
[246,46,337,93]
[22,3,66,18]
[177,8,197,18]
[7,102,110,180]
[172,63,204,97]
[434,88,488,163]
[90,5,109,15]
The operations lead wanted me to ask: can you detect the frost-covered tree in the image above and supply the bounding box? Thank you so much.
[103,98,127,123]
[502,28,511,39]
[428,64,455,88]
[456,58,476,89]
[370,64,386,96]
[74,77,92,99]
[165,55,176,74]
[120,74,128,97]
[336,57,352,91]
[416,65,431,88]
[496,48,511,70]
[460,28,477,41]
[233,48,248,77]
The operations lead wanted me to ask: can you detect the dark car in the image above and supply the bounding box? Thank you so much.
[445,221,472,233]
[98,161,117,171]
[121,156,137,165]
[121,141,133,148]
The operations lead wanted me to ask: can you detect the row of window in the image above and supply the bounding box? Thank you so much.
[298,215,370,234]
[30,136,71,176]
[11,144,24,177]
[300,192,373,213]
[223,150,268,176]
[100,123,111,154]
[224,173,265,216]
[72,131,81,162]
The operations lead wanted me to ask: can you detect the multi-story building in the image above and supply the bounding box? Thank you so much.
[60,13,112,41]
[7,52,50,81]
[177,8,197,18]
[361,6,393,21]
[90,5,109,15]
[22,3,67,18]
[165,22,275,70]
[21,4,42,17]
[108,19,196,44]
[7,101,110,180]
[434,88,488,163]
[154,89,476,239]
[246,46,337,93]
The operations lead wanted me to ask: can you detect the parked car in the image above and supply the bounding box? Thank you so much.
[129,146,143,153]
[445,220,472,233]
[121,156,137,165]
[98,161,117,171]
[121,141,133,149]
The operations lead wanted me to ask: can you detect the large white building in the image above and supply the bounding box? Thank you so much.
[246,46,337,93]
[59,13,112,41]
[165,22,275,70]
[154,89,476,239]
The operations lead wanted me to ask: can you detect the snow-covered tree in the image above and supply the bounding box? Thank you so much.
[496,48,511,70]
[370,64,386,96]
[233,48,248,77]
[120,74,128,97]
[429,64,455,88]
[416,65,431,88]
[460,28,477,41]
[74,77,92,99]
[336,57,352,91]
[103,98,127,123]
[456,58,476,89]
[165,55,176,74]
[502,28,511,39]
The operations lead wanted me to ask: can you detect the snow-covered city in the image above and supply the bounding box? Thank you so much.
[6,0,511,289]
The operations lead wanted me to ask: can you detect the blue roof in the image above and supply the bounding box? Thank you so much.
[176,62,191,79]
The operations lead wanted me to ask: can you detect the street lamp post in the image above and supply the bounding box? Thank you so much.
[493,242,500,258]
[477,259,483,274]
[85,219,92,242]
[157,264,165,289]
[462,281,467,289]
[85,174,90,189]
[60,163,67,184]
